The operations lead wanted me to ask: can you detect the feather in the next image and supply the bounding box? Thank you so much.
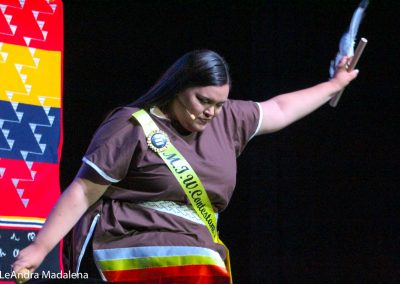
[329,0,369,78]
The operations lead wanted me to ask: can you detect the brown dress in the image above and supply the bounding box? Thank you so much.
[70,99,261,282]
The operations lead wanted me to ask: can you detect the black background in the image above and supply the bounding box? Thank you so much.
[61,1,399,282]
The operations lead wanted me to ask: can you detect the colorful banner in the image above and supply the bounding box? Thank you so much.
[0,0,63,282]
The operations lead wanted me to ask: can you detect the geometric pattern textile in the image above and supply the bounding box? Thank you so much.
[0,0,63,281]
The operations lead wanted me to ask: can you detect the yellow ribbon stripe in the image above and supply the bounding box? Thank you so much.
[98,255,226,271]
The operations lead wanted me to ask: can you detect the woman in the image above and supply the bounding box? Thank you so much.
[12,50,358,283]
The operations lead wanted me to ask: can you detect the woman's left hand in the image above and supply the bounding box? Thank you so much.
[331,56,359,91]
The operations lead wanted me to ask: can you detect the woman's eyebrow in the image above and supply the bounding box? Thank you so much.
[196,93,226,104]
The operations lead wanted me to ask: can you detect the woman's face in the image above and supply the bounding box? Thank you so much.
[169,84,229,133]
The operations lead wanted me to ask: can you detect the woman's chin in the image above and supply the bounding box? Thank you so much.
[183,122,206,133]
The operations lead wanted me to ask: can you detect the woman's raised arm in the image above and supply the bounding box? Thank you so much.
[257,57,359,135]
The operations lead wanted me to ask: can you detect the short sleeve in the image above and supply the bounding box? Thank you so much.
[78,107,141,183]
[220,99,262,156]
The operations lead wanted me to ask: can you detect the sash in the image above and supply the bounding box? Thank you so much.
[132,109,232,283]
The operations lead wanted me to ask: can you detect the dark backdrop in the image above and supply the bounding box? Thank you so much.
[61,1,399,282]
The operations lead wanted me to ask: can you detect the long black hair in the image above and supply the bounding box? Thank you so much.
[130,50,231,109]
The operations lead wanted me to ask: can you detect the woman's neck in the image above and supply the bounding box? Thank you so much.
[171,120,193,136]
[152,106,194,136]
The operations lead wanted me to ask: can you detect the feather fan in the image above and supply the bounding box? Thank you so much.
[329,0,369,78]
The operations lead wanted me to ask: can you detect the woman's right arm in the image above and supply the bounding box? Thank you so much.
[12,177,109,274]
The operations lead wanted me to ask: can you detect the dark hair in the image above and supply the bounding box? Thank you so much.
[130,50,231,109]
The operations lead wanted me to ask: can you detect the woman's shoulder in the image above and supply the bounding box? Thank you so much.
[104,105,141,122]
[221,98,259,116]
[91,106,144,140]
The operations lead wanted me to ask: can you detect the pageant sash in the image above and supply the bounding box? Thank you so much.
[132,109,219,241]
[132,109,232,282]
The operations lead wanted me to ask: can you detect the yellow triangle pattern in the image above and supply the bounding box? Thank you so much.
[0,42,61,108]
